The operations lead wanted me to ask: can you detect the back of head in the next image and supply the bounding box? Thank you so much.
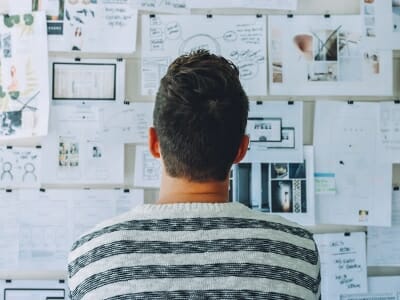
[154,49,249,182]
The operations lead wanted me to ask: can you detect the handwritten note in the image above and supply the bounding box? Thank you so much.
[141,15,267,96]
[137,0,189,13]
[314,232,368,299]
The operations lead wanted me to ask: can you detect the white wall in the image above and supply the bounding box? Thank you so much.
[3,0,400,281]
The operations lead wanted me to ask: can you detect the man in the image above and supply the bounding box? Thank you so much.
[68,50,321,300]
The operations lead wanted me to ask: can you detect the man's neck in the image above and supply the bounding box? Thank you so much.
[157,173,229,204]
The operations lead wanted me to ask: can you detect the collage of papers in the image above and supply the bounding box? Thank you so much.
[0,0,400,299]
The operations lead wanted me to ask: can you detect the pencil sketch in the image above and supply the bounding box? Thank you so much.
[142,15,267,96]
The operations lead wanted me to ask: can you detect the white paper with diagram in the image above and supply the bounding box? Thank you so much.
[41,105,124,185]
[141,14,267,96]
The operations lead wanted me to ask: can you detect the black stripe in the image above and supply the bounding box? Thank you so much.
[105,290,304,300]
[71,217,313,251]
[69,238,318,276]
[71,264,319,299]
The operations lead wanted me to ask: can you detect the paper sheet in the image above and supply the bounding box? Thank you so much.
[0,0,32,13]
[340,276,400,300]
[268,15,393,95]
[188,0,297,10]
[380,102,400,162]
[141,14,267,96]
[0,146,41,188]
[361,0,400,50]
[49,57,126,103]
[314,101,392,226]
[34,0,138,53]
[99,101,154,144]
[314,232,368,300]
[0,279,67,300]
[233,146,315,225]
[0,12,50,140]
[243,101,303,163]
[135,0,190,13]
[41,105,124,185]
[0,188,144,272]
[134,145,161,188]
[367,189,400,266]
[0,190,19,270]
[18,190,71,271]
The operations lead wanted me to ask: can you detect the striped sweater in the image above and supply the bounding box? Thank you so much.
[68,202,321,300]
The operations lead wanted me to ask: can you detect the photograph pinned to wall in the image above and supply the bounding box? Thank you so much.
[0,12,50,140]
[268,15,393,95]
[232,146,315,226]
[394,0,400,32]
[243,101,303,163]
[141,14,267,96]
[50,57,126,104]
[188,0,297,10]
[41,0,138,53]
[0,146,41,188]
[136,0,190,13]
[134,145,161,188]
[314,100,392,226]
[99,101,154,144]
[41,105,124,185]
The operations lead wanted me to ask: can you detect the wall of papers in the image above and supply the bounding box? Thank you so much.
[0,0,399,299]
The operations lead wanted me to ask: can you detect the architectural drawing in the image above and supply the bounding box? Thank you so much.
[142,14,267,96]
[0,12,50,140]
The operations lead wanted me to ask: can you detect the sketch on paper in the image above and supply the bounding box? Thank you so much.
[0,12,50,139]
[232,146,314,225]
[99,102,154,144]
[268,15,392,95]
[243,101,303,163]
[34,1,138,52]
[142,15,267,96]
[41,105,124,185]
[0,146,41,188]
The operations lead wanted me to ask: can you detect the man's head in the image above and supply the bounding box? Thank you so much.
[151,49,249,182]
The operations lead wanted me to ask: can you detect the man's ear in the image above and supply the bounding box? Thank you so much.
[233,135,249,164]
[148,127,161,158]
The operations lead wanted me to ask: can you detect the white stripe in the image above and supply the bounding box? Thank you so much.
[69,251,318,291]
[80,277,317,300]
[68,227,316,262]
[88,202,305,232]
